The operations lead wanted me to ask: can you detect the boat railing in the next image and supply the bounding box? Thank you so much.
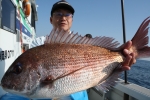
[88,79,150,100]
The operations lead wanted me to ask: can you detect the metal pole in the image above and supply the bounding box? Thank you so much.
[121,0,127,83]
[121,0,129,99]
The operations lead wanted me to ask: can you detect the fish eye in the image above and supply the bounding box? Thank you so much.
[12,62,22,74]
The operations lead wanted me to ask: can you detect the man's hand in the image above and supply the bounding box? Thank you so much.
[119,41,136,71]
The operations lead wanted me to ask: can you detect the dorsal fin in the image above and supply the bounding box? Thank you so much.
[44,28,120,49]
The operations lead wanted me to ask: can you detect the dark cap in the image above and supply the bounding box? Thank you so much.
[51,0,75,16]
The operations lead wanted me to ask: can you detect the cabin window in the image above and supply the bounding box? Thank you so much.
[1,0,15,33]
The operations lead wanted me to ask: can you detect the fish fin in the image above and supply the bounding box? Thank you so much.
[131,16,150,58]
[41,75,54,86]
[40,66,86,86]
[95,66,122,93]
[44,28,120,49]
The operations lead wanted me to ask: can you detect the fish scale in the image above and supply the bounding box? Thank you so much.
[1,43,125,98]
[23,43,123,98]
[1,17,150,99]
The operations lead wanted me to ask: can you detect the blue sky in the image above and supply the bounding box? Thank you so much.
[35,0,150,60]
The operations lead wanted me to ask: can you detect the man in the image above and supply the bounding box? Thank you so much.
[32,0,135,100]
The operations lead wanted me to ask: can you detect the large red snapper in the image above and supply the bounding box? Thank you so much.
[1,17,150,99]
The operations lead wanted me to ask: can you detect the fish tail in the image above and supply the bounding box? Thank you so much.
[131,16,150,59]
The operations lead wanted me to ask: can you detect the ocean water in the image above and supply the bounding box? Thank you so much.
[121,60,150,89]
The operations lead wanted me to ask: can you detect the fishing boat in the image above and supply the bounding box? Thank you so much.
[0,0,150,100]
[0,0,37,97]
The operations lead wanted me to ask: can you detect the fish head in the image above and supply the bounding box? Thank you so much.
[1,47,67,98]
[1,50,42,97]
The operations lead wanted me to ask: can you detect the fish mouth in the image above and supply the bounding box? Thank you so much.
[1,85,23,96]
[1,82,19,92]
[1,82,38,97]
[1,78,31,94]
[2,88,31,98]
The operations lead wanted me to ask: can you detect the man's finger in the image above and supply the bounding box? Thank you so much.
[120,41,132,50]
[123,49,131,56]
[122,66,130,71]
[129,53,136,66]
[122,54,132,67]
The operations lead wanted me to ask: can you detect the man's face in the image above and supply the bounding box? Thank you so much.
[50,9,73,31]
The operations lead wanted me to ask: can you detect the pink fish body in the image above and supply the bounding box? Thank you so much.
[1,17,150,99]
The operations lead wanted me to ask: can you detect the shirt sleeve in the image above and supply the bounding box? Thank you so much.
[30,36,46,48]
